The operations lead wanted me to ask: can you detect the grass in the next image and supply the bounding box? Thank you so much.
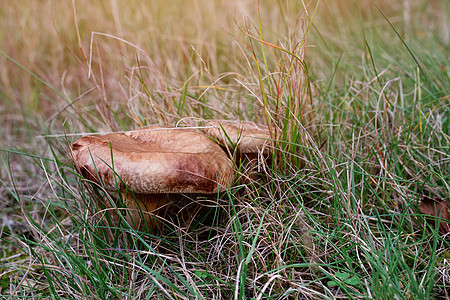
[1,0,449,298]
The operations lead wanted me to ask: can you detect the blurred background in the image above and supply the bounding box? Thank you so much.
[1,1,447,139]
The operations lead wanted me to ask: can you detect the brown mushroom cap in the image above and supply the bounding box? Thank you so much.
[202,120,272,154]
[72,126,234,194]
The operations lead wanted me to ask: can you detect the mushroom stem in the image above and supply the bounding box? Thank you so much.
[123,192,168,230]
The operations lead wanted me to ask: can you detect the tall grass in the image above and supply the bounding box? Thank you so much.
[1,0,449,298]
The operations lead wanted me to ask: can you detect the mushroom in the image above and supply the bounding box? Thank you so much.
[202,120,273,179]
[71,126,235,230]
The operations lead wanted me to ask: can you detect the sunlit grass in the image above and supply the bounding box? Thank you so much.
[1,0,449,298]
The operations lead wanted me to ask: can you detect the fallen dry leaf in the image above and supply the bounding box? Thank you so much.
[418,196,450,235]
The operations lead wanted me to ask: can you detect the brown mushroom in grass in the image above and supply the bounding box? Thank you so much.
[71,126,235,230]
[202,120,273,179]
